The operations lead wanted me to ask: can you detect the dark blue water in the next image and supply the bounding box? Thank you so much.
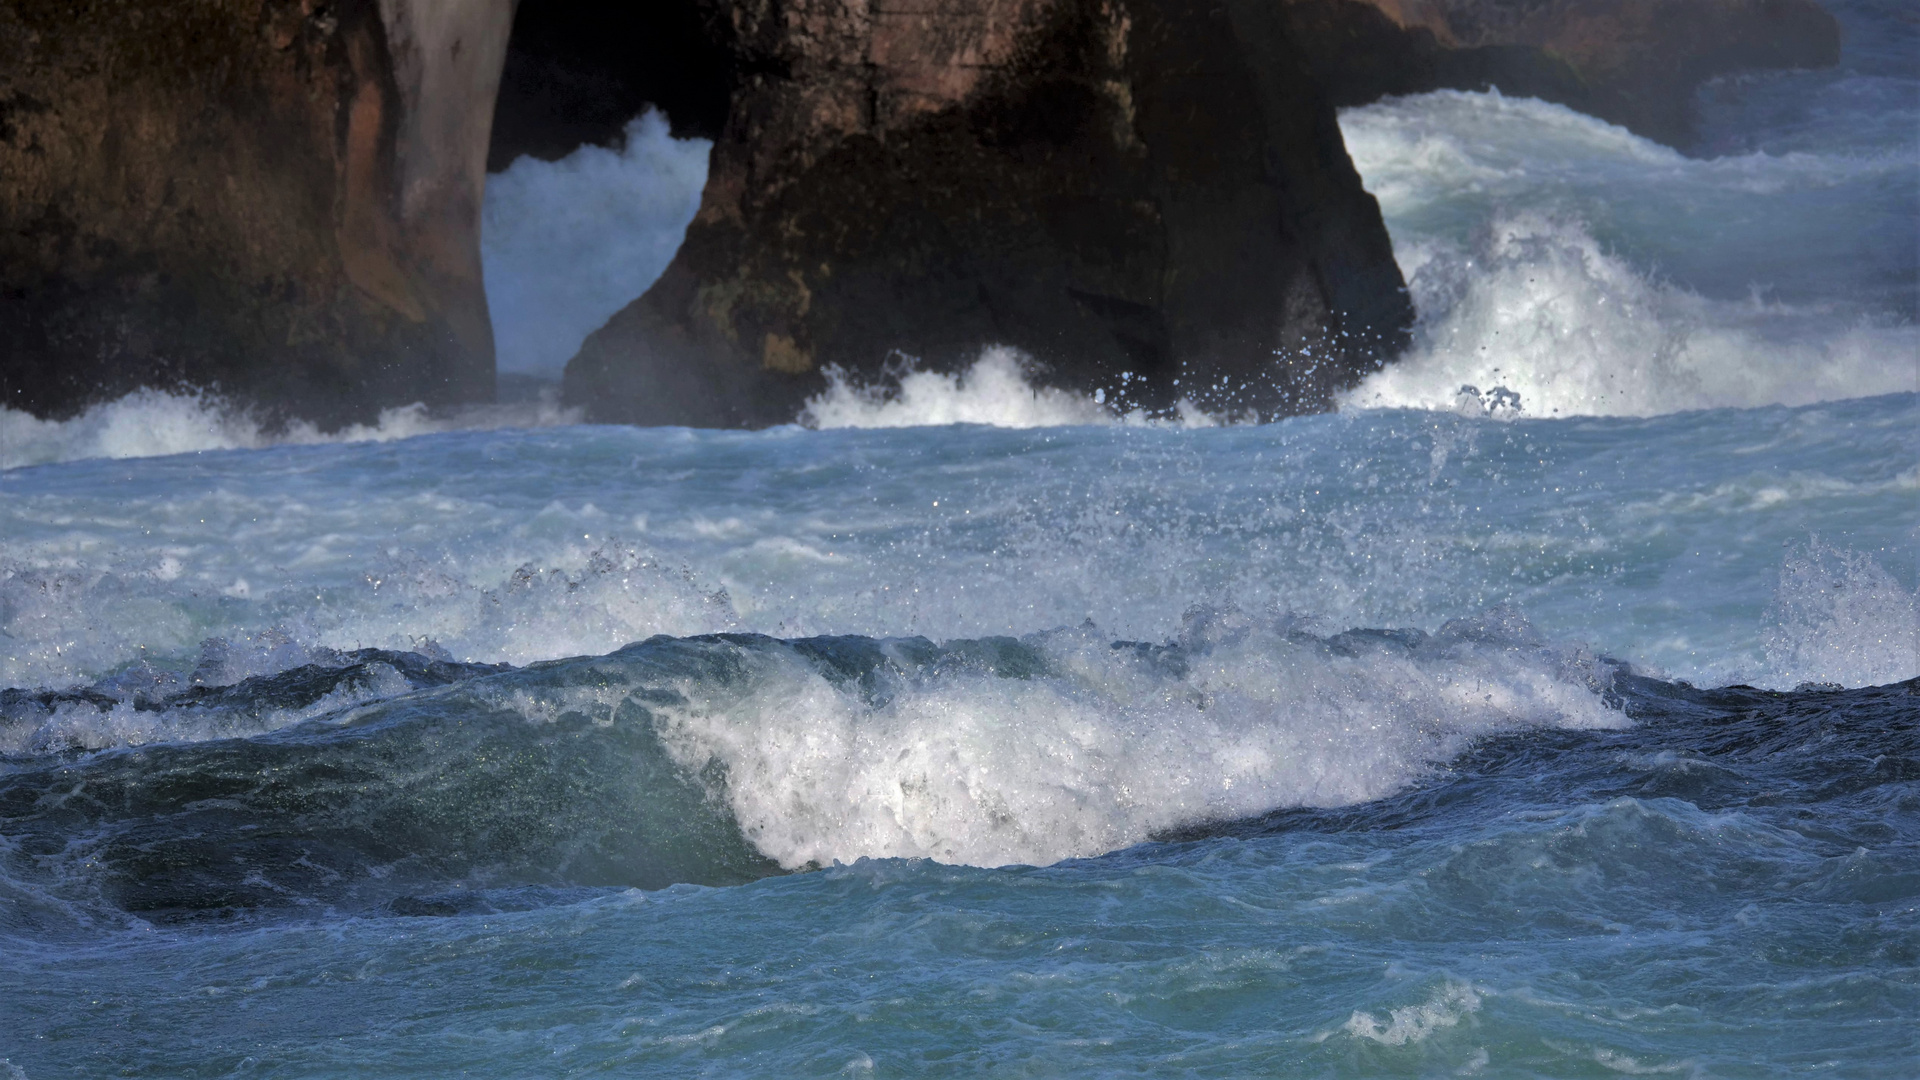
[1,630,1913,1076]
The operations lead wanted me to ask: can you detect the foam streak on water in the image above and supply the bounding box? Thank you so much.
[0,390,580,471]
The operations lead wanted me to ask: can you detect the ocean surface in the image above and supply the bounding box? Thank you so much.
[2,1,1916,1075]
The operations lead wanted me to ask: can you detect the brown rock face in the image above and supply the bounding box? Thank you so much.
[1279,0,1842,148]
[0,0,513,427]
[564,0,1415,427]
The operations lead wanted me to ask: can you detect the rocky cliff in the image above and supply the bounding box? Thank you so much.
[559,0,1841,427]
[562,0,1416,426]
[2,0,1842,429]
[0,0,513,427]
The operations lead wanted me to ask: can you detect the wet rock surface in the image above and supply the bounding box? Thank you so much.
[0,0,512,428]
[1,0,1840,429]
[563,0,1416,427]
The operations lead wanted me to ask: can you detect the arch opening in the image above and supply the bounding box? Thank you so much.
[481,0,730,389]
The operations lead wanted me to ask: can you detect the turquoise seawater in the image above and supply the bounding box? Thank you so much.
[1,0,1916,1073]
[2,392,1914,1077]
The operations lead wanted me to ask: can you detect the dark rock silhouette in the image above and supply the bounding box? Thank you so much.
[0,0,512,427]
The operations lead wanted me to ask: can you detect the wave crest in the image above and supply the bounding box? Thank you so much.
[0,389,581,470]
[1340,214,1916,418]
[800,347,1117,429]
[1,614,1625,918]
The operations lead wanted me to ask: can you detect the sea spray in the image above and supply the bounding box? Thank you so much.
[0,389,580,471]
[1338,88,1917,314]
[800,348,1117,429]
[1339,213,1916,417]
[3,3,1914,1072]
[481,110,711,378]
[0,617,1624,916]
[1763,539,1919,688]
[5,395,1913,691]
[1337,84,1917,418]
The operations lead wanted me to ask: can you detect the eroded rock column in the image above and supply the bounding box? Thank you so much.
[0,0,513,426]
[564,0,1416,426]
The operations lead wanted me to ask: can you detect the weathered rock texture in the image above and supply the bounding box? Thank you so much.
[564,0,1416,427]
[0,0,513,426]
[1279,0,1841,148]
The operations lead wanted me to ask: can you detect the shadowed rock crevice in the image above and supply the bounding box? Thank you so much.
[486,0,737,170]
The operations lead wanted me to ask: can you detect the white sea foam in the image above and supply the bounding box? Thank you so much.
[800,346,1231,429]
[1343,979,1484,1046]
[1339,89,1915,309]
[801,347,1117,429]
[6,393,1910,692]
[1338,89,1918,418]
[647,611,1623,869]
[0,389,579,471]
[321,543,738,668]
[0,541,734,691]
[482,110,711,377]
[1340,90,1904,222]
[1763,540,1918,688]
[1340,214,1917,418]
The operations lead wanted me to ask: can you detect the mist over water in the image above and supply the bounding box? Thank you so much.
[1338,91,1917,417]
[2,2,1916,1074]
[0,390,582,472]
[481,110,710,379]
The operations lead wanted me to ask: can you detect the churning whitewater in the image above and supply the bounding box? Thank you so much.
[1,0,1915,1074]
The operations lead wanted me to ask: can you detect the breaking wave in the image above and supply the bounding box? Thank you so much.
[800,346,1225,429]
[647,610,1622,869]
[0,611,1625,921]
[1337,88,1918,418]
[801,347,1117,429]
[0,390,580,471]
[1340,214,1917,418]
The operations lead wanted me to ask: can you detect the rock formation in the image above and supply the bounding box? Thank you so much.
[2,0,1843,429]
[1277,0,1841,148]
[562,0,1416,427]
[0,0,513,427]
[560,0,1839,427]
